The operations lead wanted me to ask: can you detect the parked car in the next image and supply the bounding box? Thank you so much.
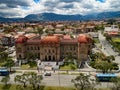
[44,72,51,76]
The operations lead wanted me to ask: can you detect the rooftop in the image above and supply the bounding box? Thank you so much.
[41,35,60,44]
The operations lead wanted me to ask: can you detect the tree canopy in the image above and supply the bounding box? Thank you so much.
[71,73,96,90]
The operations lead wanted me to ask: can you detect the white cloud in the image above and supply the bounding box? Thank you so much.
[0,0,120,18]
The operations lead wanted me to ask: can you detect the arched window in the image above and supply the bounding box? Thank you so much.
[19,54,22,58]
[44,49,46,52]
[49,49,51,53]
[17,47,22,52]
[53,56,55,61]
[45,55,47,60]
[31,47,33,50]
[38,53,40,59]
[38,47,40,50]
[53,49,54,53]
[34,47,36,50]
[27,47,29,50]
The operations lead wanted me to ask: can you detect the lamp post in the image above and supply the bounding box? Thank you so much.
[58,70,61,88]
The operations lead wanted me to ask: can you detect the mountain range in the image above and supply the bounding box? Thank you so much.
[0,11,120,22]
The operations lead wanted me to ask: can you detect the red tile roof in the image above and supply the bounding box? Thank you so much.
[78,34,91,43]
[108,31,118,35]
[40,36,60,44]
[63,35,71,40]
[16,35,28,44]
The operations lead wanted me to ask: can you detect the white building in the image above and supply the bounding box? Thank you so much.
[104,25,119,32]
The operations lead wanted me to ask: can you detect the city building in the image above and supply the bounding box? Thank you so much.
[104,25,119,32]
[104,25,120,36]
[15,34,93,65]
[0,34,15,47]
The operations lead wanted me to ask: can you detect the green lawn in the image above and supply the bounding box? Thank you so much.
[60,62,77,70]
[111,37,120,53]
[112,38,120,43]
[93,38,100,44]
[59,72,80,75]
[0,84,75,90]
[0,84,111,90]
[21,64,37,70]
[0,62,6,67]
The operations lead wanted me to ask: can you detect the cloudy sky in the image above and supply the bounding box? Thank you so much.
[0,0,120,18]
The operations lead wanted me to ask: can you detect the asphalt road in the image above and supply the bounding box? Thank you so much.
[42,74,76,87]
[98,31,120,68]
[99,32,116,56]
[0,72,114,88]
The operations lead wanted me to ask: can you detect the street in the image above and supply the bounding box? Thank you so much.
[0,71,115,88]
[98,31,120,68]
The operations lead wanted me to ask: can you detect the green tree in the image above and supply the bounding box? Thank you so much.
[1,75,10,86]
[45,29,49,33]
[25,52,37,67]
[105,34,112,41]
[28,61,37,68]
[95,25,104,31]
[111,77,120,90]
[95,60,113,73]
[103,55,115,62]
[28,72,43,90]
[0,52,8,62]
[111,62,119,70]
[4,58,15,72]
[65,52,75,62]
[14,73,29,87]
[37,27,43,38]
[107,19,116,25]
[71,73,96,90]
[61,27,64,31]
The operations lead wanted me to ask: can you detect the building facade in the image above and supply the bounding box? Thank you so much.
[15,34,93,63]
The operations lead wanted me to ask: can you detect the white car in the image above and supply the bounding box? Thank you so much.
[44,72,51,76]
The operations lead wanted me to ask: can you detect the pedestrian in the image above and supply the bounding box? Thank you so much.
[44,69,46,72]
[37,67,39,72]
[54,69,55,73]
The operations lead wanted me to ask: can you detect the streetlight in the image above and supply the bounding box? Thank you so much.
[58,70,61,88]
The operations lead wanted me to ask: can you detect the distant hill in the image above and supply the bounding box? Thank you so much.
[82,11,120,20]
[0,11,120,22]
[25,13,83,21]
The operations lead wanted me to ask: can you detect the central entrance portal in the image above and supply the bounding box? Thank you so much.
[48,56,51,61]
[44,55,56,61]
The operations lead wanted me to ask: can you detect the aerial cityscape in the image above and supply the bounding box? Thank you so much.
[0,0,120,90]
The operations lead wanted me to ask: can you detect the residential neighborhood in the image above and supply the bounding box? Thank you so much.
[0,19,120,90]
[0,0,120,90]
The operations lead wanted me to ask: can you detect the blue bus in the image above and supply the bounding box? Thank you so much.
[0,69,9,76]
[96,73,117,82]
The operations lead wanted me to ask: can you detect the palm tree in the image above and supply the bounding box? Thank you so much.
[1,75,10,86]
